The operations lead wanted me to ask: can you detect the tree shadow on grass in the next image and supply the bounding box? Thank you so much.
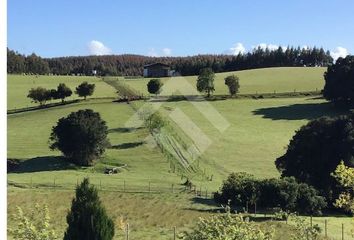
[110,141,144,150]
[8,156,78,173]
[108,127,143,133]
[252,102,349,120]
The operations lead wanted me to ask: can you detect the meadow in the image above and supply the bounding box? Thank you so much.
[7,74,117,110]
[7,68,353,239]
[123,67,326,96]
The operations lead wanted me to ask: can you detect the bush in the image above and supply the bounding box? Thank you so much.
[182,213,274,240]
[224,74,240,96]
[214,173,326,215]
[49,109,109,166]
[147,78,163,95]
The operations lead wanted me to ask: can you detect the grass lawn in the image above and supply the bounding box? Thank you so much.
[7,74,117,110]
[123,67,326,96]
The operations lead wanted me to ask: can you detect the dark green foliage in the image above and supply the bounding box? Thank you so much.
[8,46,333,76]
[56,83,72,103]
[50,109,109,166]
[224,75,240,96]
[196,68,215,97]
[75,81,95,100]
[214,173,326,215]
[27,87,52,106]
[64,178,114,240]
[323,55,354,103]
[147,78,162,95]
[275,114,354,201]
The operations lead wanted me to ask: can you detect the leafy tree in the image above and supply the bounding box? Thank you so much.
[182,213,274,240]
[196,68,215,97]
[9,204,58,240]
[64,178,114,240]
[75,81,95,100]
[27,87,52,106]
[147,79,163,95]
[56,83,72,103]
[332,161,354,213]
[224,74,240,96]
[275,114,354,201]
[323,55,354,103]
[50,109,109,166]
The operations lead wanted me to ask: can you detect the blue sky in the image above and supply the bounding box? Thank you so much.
[7,0,354,58]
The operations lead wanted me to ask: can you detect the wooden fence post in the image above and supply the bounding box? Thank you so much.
[124,180,126,192]
[173,226,176,240]
[171,184,174,193]
[126,223,129,240]
[342,223,344,240]
[325,219,327,238]
[254,203,257,217]
[310,216,312,228]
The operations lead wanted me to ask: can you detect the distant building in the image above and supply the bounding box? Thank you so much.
[143,63,172,77]
[92,70,97,75]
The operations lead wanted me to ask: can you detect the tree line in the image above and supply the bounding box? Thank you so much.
[8,46,333,76]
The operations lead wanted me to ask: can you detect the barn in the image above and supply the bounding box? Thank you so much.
[143,63,171,77]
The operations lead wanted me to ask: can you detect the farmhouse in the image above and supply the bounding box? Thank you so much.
[143,63,172,77]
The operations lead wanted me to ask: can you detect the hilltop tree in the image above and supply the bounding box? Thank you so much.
[196,68,215,97]
[275,114,354,201]
[56,83,72,103]
[27,87,52,106]
[323,55,354,104]
[75,82,95,100]
[224,75,240,96]
[147,79,163,95]
[64,178,114,240]
[50,109,109,166]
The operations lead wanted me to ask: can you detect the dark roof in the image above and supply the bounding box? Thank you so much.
[143,62,170,68]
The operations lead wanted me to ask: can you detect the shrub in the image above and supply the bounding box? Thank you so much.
[49,109,109,166]
[9,204,58,240]
[147,78,163,95]
[182,213,274,240]
[27,87,52,106]
[214,173,326,215]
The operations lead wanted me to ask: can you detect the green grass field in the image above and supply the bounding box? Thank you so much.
[7,74,117,110]
[7,69,353,239]
[123,67,326,96]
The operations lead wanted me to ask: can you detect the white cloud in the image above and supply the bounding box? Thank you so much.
[88,40,112,55]
[252,43,279,51]
[162,48,172,56]
[227,43,246,55]
[331,46,349,62]
[147,47,172,57]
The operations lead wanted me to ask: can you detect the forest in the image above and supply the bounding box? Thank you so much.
[7,46,333,76]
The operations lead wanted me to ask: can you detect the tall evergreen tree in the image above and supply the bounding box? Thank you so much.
[64,178,114,240]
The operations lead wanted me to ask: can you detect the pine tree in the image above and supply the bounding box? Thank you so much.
[64,178,114,240]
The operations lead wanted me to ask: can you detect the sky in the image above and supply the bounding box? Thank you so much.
[7,0,354,59]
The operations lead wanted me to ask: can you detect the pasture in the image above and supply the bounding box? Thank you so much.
[7,68,353,239]
[7,74,117,110]
[123,67,326,96]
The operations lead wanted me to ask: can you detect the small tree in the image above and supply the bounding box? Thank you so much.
[56,83,72,103]
[75,81,95,100]
[224,75,240,97]
[147,79,163,95]
[27,87,52,106]
[50,109,109,166]
[64,178,114,240]
[9,204,58,240]
[196,68,215,97]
